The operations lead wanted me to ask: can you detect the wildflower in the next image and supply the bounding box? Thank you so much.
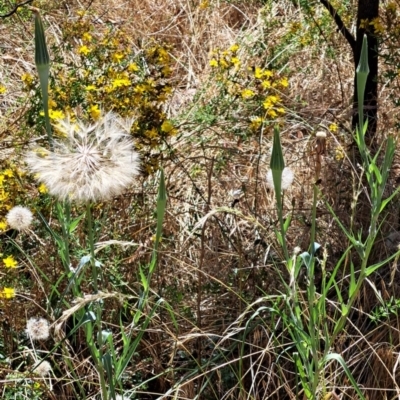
[209,59,218,67]
[266,167,294,191]
[328,123,338,132]
[249,116,263,130]
[38,183,48,194]
[25,112,141,203]
[0,287,15,299]
[41,109,65,120]
[128,62,139,72]
[0,220,7,231]
[231,57,240,67]
[111,77,131,89]
[0,85,6,94]
[279,77,289,87]
[82,32,92,42]
[241,89,255,99]
[335,145,345,161]
[85,85,97,91]
[78,45,91,55]
[254,67,263,79]
[369,17,385,34]
[161,120,176,135]
[26,317,50,340]
[88,104,101,120]
[21,73,34,85]
[3,255,17,269]
[229,43,239,52]
[112,52,125,63]
[6,206,33,231]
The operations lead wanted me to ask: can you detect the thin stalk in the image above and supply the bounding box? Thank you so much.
[308,183,320,398]
[86,202,107,400]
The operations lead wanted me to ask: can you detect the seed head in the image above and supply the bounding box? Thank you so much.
[26,317,50,340]
[33,360,52,377]
[6,206,33,231]
[266,167,294,191]
[25,112,140,203]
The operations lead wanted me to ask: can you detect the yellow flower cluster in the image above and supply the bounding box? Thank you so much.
[0,167,21,216]
[360,17,385,34]
[21,12,177,174]
[209,43,241,70]
[209,43,289,134]
[0,287,15,299]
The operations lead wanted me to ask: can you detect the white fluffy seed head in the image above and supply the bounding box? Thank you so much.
[266,167,294,191]
[25,112,141,203]
[26,317,50,341]
[33,360,52,377]
[6,206,33,231]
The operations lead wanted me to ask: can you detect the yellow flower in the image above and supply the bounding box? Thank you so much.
[85,84,97,91]
[329,123,338,132]
[38,183,48,194]
[359,19,369,29]
[3,169,13,178]
[369,17,385,34]
[199,0,209,10]
[78,45,91,55]
[112,78,131,89]
[261,80,271,89]
[112,52,125,63]
[161,120,176,135]
[249,116,263,130]
[263,70,273,78]
[3,255,17,269]
[0,86,6,94]
[48,109,65,120]
[0,220,7,231]
[0,287,15,299]
[263,95,280,109]
[254,67,263,79]
[231,57,240,67]
[145,128,158,139]
[88,104,101,120]
[267,109,278,118]
[209,59,218,67]
[128,62,139,72]
[229,43,239,52]
[335,145,345,161]
[241,89,255,99]
[279,77,289,87]
[82,32,92,41]
[21,73,34,85]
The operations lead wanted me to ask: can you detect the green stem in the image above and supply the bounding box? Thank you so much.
[85,202,108,400]
[308,184,320,398]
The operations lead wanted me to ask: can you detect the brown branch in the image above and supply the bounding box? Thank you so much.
[0,0,34,18]
[319,0,356,54]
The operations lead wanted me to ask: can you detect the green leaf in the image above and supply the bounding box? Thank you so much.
[356,34,369,129]
[324,353,366,400]
[102,352,115,399]
[34,12,52,145]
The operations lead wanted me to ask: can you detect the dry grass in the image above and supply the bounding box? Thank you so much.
[1,0,400,399]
